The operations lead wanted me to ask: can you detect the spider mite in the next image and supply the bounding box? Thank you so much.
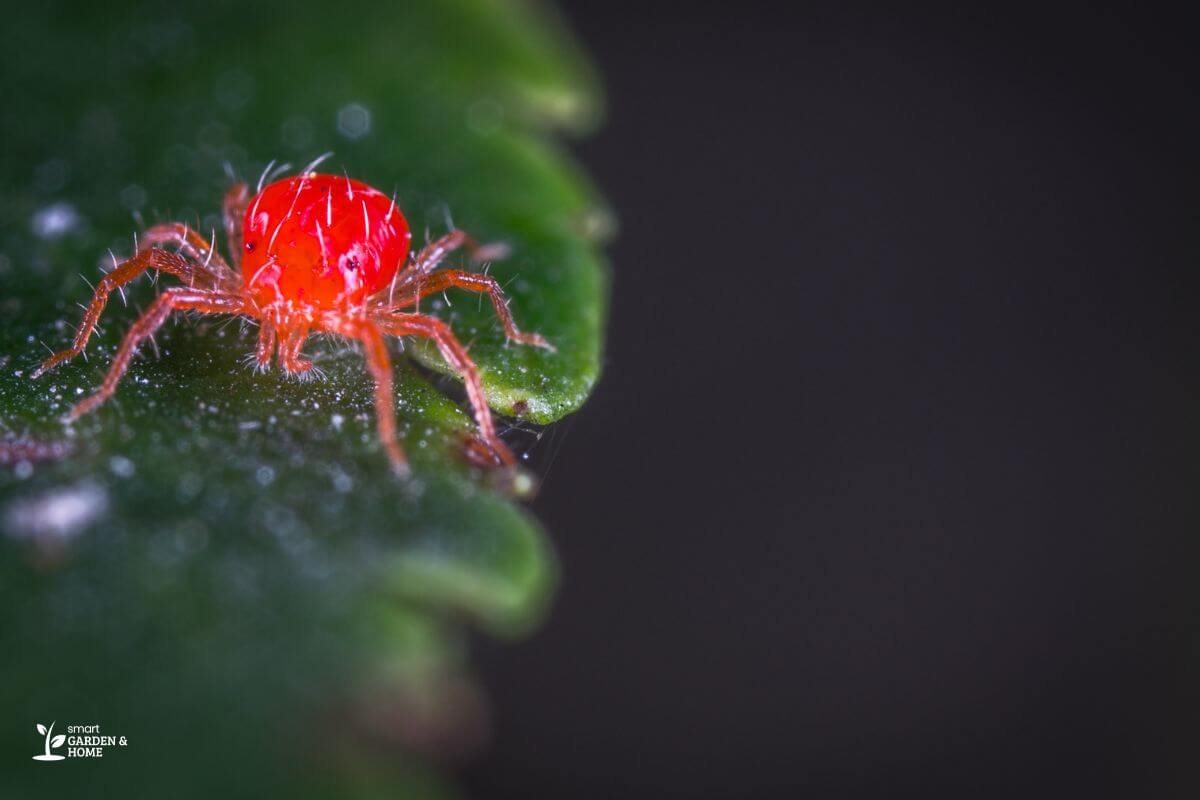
[31,162,553,474]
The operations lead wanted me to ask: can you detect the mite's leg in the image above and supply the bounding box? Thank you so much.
[278,325,314,374]
[138,223,236,285]
[394,229,510,287]
[223,182,249,269]
[374,312,515,466]
[67,289,244,420]
[33,249,203,378]
[386,269,553,349]
[254,323,277,371]
[326,317,408,473]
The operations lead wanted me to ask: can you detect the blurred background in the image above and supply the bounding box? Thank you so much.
[464,2,1200,798]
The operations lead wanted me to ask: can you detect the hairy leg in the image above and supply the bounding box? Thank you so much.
[393,229,510,289]
[138,223,237,285]
[254,323,277,371]
[374,312,515,466]
[67,288,245,420]
[278,324,313,374]
[325,316,407,473]
[33,249,207,378]
[383,269,552,349]
[223,182,249,269]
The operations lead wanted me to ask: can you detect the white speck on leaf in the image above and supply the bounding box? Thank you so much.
[31,202,83,240]
[336,103,371,139]
[109,455,135,477]
[4,482,108,546]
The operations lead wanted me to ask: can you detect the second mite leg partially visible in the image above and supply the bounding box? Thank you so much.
[223,182,249,269]
[374,311,516,467]
[34,249,207,378]
[138,222,237,284]
[68,288,244,420]
[254,324,277,371]
[324,316,408,473]
[278,325,314,374]
[385,269,553,349]
[394,229,510,287]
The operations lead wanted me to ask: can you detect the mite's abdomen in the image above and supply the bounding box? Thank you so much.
[241,173,411,311]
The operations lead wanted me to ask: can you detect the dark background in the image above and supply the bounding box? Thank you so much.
[465,2,1200,798]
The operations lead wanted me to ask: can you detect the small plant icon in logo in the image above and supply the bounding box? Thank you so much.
[33,721,66,761]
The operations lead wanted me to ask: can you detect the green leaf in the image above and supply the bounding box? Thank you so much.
[0,0,607,796]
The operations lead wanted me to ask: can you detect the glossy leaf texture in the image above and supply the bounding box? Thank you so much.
[0,0,608,796]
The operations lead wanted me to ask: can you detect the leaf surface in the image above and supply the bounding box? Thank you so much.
[0,0,607,795]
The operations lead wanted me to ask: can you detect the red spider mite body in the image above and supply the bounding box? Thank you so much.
[32,165,553,475]
[242,174,410,313]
